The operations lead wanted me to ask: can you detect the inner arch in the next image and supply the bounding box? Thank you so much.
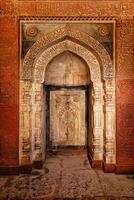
[34,40,101,83]
[45,51,90,86]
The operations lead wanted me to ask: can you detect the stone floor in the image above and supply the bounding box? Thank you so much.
[0,152,134,200]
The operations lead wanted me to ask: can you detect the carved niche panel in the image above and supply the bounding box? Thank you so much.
[49,90,86,147]
[19,19,115,166]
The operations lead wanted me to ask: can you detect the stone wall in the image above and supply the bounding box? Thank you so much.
[0,0,134,174]
[0,17,19,174]
[116,20,134,173]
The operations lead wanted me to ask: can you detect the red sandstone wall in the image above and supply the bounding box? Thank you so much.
[116,80,134,163]
[0,17,19,167]
[0,0,134,173]
[116,20,134,173]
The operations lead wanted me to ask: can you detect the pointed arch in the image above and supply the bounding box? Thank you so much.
[21,26,113,80]
[34,40,101,83]
[20,26,115,170]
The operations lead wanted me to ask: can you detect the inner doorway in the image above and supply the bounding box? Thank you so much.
[46,86,89,152]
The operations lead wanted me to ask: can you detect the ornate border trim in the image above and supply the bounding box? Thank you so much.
[19,16,115,21]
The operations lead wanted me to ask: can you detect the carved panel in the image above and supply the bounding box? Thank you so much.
[22,22,113,59]
[1,1,133,19]
[20,2,133,20]
[49,90,85,147]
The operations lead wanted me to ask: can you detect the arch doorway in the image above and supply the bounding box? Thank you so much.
[45,51,90,152]
[20,26,115,172]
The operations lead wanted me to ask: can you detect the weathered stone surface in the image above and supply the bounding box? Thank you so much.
[0,154,134,200]
[116,79,134,165]
[0,17,19,166]
[45,51,90,86]
[0,0,134,173]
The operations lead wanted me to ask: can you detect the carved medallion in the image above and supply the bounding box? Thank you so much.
[26,26,38,37]
[98,25,109,37]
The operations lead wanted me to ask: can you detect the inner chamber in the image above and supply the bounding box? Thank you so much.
[44,51,91,152]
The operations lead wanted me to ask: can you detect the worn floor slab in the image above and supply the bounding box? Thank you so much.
[0,153,134,200]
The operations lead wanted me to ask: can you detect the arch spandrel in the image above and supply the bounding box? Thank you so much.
[22,26,113,81]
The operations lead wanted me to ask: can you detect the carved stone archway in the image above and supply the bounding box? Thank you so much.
[20,26,115,170]
[34,40,101,82]
[21,25,113,80]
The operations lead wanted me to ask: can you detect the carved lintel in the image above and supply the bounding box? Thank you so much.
[50,90,85,147]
